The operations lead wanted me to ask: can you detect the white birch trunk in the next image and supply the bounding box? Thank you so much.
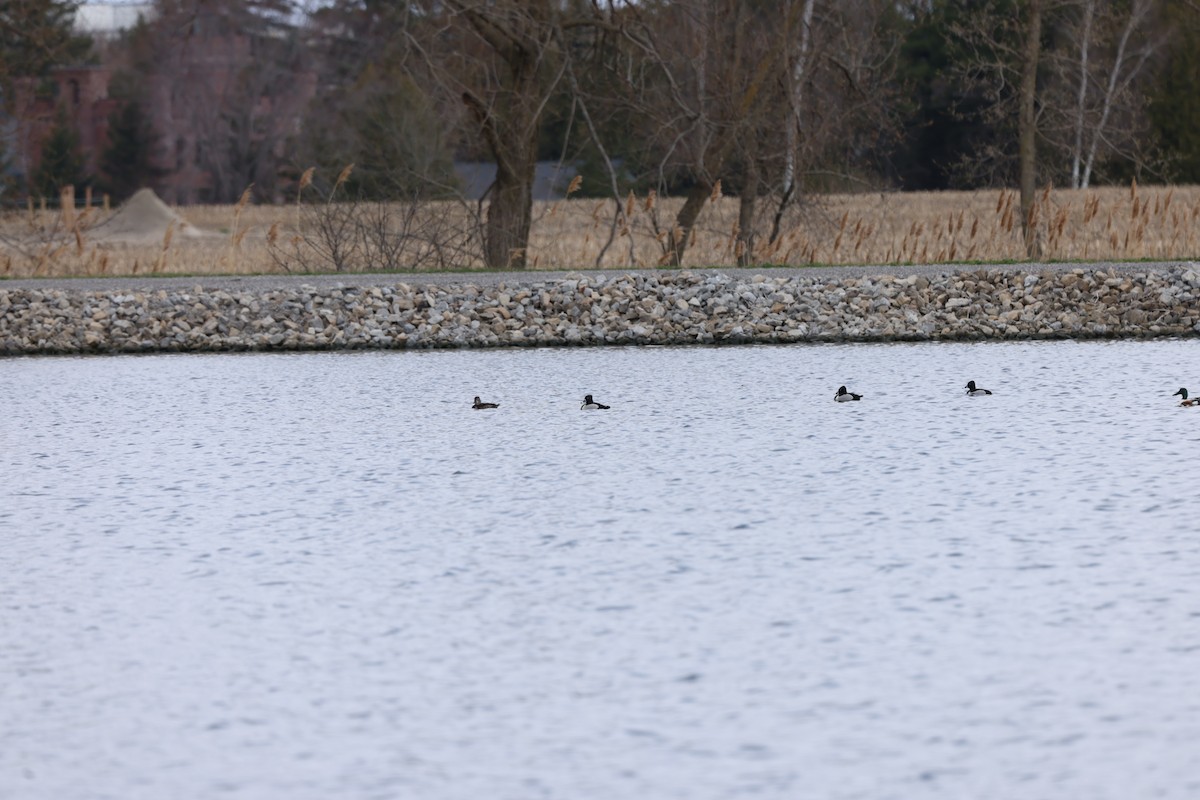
[1070,0,1095,189]
[1080,0,1153,188]
[781,0,816,201]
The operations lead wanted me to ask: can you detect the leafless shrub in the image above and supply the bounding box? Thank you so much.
[356,199,481,272]
[267,164,484,273]
[270,199,362,274]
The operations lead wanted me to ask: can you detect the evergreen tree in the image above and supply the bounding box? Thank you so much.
[299,57,457,201]
[99,100,155,200]
[344,69,456,199]
[0,131,18,204]
[0,0,93,98]
[31,109,86,199]
[889,0,1018,191]
[1149,10,1200,182]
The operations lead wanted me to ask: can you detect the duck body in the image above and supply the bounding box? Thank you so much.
[472,396,499,409]
[581,394,610,410]
[834,385,862,402]
[965,380,993,396]
[1174,388,1197,407]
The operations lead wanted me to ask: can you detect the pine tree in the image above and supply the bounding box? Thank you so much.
[0,1,93,92]
[1149,12,1200,182]
[31,109,86,199]
[99,100,155,201]
[0,132,18,204]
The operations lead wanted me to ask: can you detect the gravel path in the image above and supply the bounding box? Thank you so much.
[3,260,1193,294]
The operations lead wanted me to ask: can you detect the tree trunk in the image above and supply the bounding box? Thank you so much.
[451,1,560,270]
[485,149,536,268]
[463,54,539,269]
[667,181,712,267]
[737,162,759,267]
[772,0,817,245]
[737,193,757,267]
[1018,0,1043,259]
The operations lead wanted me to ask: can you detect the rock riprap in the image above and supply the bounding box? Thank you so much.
[3,267,1199,355]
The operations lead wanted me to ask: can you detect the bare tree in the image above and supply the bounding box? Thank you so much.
[775,0,817,237]
[950,0,1166,255]
[1069,0,1096,188]
[398,1,586,269]
[952,0,1060,256]
[768,0,901,247]
[1056,0,1163,188]
[601,0,793,266]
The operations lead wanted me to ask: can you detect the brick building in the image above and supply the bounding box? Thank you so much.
[138,18,317,204]
[10,66,119,192]
[6,2,316,204]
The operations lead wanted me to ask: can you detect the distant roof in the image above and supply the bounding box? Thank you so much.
[454,161,579,201]
[74,3,156,34]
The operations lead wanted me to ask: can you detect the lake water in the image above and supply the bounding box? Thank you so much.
[3,340,1200,800]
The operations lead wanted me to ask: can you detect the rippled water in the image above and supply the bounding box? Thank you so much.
[3,340,1200,800]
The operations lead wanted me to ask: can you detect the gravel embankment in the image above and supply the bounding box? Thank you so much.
[2,263,1199,356]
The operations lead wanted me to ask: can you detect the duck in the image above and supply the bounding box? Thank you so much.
[472,396,499,409]
[965,380,993,396]
[1173,388,1198,407]
[834,385,862,402]
[581,394,611,410]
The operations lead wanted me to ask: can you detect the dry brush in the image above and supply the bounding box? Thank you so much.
[3,183,1200,279]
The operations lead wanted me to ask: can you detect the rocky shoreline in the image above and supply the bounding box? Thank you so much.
[3,266,1199,356]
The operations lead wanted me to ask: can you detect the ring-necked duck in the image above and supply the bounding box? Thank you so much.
[472,396,499,409]
[965,380,993,396]
[581,394,611,410]
[1174,388,1197,407]
[834,386,862,402]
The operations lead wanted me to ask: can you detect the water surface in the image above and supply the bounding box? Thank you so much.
[3,340,1200,800]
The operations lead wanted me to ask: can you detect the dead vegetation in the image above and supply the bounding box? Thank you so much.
[3,182,1199,279]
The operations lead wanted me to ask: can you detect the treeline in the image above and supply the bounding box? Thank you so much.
[3,0,1198,266]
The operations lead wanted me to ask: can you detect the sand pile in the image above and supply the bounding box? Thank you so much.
[89,189,220,244]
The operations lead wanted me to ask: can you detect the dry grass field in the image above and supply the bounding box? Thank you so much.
[3,183,1199,279]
